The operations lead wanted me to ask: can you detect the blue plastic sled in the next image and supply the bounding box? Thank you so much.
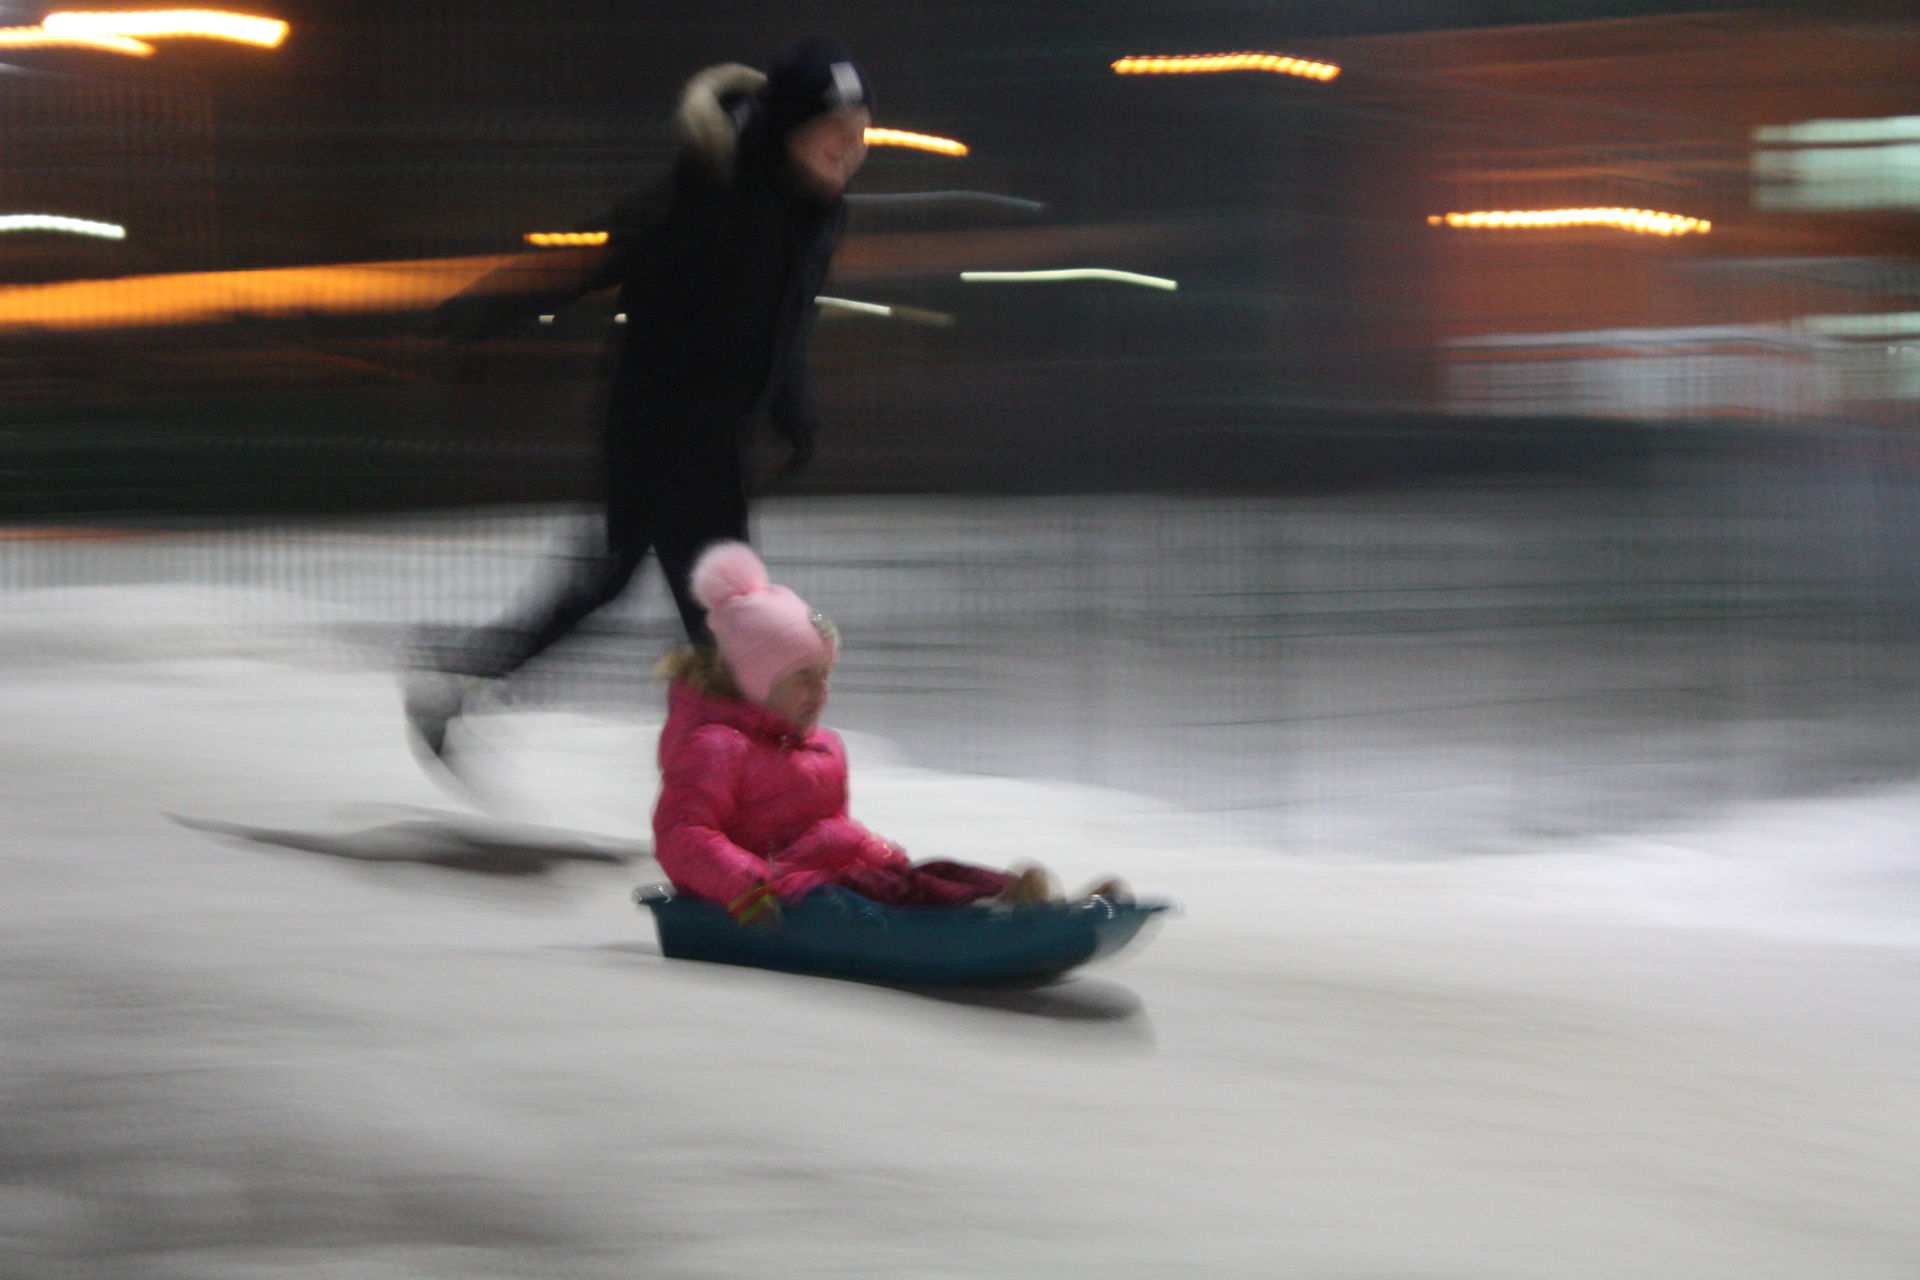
[634,884,1172,985]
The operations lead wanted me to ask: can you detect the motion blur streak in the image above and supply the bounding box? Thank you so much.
[1112,53,1339,80]
[0,215,127,239]
[41,9,289,48]
[1430,208,1711,235]
[525,232,610,247]
[0,258,507,333]
[0,24,151,53]
[959,268,1178,290]
[817,296,956,326]
[862,128,969,156]
[8,10,1920,1279]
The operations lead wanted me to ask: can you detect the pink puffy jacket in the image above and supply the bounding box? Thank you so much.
[652,681,906,907]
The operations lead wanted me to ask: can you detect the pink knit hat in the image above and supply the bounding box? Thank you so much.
[690,541,837,705]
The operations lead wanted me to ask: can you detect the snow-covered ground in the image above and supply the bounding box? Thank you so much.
[5,546,1920,1277]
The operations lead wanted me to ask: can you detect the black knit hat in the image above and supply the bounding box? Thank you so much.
[763,38,873,138]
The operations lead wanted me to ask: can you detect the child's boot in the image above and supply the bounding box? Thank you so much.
[1002,862,1061,904]
[1076,876,1132,904]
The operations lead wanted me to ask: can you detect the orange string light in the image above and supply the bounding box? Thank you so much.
[524,232,610,247]
[1429,207,1711,236]
[1112,53,1339,81]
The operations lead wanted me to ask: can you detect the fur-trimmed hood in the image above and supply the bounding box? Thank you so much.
[673,62,767,179]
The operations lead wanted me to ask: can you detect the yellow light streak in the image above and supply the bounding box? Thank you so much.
[0,256,971,336]
[524,231,610,247]
[0,24,151,53]
[1429,207,1712,236]
[1112,52,1339,82]
[960,268,1178,291]
[0,257,507,334]
[0,214,126,238]
[863,128,969,157]
[42,9,289,48]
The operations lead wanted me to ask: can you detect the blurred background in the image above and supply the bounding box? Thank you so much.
[7,0,1920,851]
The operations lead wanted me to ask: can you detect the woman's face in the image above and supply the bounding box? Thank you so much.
[765,659,833,732]
[786,107,871,201]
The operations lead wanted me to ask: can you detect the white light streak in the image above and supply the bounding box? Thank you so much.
[816,296,954,327]
[817,296,894,317]
[960,269,1178,291]
[0,213,126,238]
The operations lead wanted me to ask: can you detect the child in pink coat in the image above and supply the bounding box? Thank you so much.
[653,542,1097,923]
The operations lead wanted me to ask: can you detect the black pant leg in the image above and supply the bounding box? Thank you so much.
[450,521,650,679]
[653,482,751,645]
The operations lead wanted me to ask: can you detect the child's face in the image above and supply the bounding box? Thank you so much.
[766,659,832,732]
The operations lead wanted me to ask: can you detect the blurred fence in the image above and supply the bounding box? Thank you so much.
[6,6,1920,850]
[9,426,1920,852]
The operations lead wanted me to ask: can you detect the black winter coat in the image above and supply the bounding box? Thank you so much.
[435,64,846,501]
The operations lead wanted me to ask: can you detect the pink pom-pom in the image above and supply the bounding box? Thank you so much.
[690,541,770,610]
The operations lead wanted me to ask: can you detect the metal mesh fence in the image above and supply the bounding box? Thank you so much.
[5,6,1920,851]
[9,435,1920,853]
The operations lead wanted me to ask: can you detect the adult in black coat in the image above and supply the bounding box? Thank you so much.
[408,40,872,759]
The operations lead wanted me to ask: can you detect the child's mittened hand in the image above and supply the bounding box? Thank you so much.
[727,883,782,929]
